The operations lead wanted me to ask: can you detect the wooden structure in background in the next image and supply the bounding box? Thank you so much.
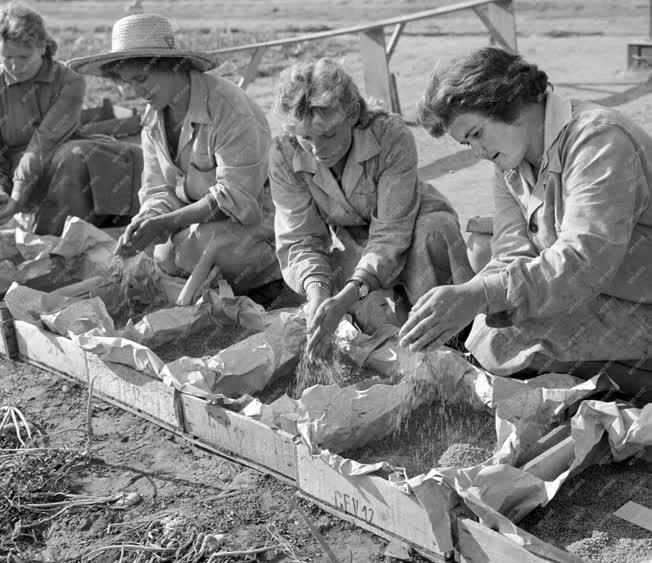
[209,0,518,114]
[627,0,652,67]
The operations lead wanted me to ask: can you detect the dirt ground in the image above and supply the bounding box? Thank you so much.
[0,356,408,562]
[3,0,652,561]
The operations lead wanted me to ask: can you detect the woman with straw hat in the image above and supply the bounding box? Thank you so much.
[0,3,142,235]
[69,14,282,298]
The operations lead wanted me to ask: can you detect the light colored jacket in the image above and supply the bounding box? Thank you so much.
[270,113,455,295]
[137,71,272,226]
[480,92,652,324]
[0,58,84,202]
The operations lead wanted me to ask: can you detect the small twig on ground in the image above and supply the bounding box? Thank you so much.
[206,545,283,561]
[82,544,175,561]
[292,498,341,563]
[267,523,309,563]
[85,374,96,446]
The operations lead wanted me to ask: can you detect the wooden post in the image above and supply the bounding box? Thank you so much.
[386,22,406,62]
[473,0,517,53]
[359,27,397,113]
[238,46,266,90]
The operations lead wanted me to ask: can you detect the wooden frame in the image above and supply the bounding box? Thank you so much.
[2,311,588,562]
[209,0,517,113]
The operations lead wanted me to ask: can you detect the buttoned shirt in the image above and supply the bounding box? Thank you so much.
[0,58,84,201]
[479,93,652,324]
[270,113,454,295]
[137,71,271,226]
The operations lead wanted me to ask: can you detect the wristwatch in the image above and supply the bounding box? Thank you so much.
[346,278,369,300]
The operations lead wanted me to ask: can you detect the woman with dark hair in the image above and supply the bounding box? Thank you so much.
[0,2,142,235]
[401,47,652,401]
[270,58,474,359]
[70,14,281,296]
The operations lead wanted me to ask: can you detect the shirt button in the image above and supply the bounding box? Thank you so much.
[529,222,539,234]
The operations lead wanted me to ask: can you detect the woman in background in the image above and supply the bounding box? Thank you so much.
[270,58,474,359]
[0,2,142,235]
[401,47,652,402]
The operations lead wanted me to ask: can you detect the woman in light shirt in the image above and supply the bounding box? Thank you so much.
[401,47,652,402]
[270,58,474,359]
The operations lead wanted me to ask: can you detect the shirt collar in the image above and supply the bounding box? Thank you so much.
[3,57,55,86]
[292,123,382,174]
[541,91,573,167]
[141,70,210,130]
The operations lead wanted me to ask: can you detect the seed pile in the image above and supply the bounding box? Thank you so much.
[152,324,254,364]
[343,399,496,476]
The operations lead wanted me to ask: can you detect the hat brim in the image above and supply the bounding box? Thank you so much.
[67,49,218,77]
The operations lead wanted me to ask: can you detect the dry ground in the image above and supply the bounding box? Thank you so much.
[3,1,652,561]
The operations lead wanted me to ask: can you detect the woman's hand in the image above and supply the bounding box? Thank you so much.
[115,214,175,257]
[0,198,20,225]
[398,280,487,352]
[305,283,358,360]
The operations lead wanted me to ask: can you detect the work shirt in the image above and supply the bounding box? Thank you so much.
[137,70,272,226]
[0,58,84,202]
[479,92,652,324]
[270,113,454,295]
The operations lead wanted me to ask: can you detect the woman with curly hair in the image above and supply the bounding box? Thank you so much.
[0,2,142,235]
[401,47,652,401]
[270,58,474,359]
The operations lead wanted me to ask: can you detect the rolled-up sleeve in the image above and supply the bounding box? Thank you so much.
[353,116,419,291]
[476,169,539,313]
[269,139,333,295]
[496,124,647,322]
[11,69,84,202]
[136,128,185,219]
[206,115,271,225]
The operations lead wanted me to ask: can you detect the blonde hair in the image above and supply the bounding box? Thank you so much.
[0,2,57,58]
[274,58,384,128]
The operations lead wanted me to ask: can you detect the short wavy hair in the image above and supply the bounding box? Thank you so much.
[418,47,550,137]
[274,57,384,129]
[0,2,57,58]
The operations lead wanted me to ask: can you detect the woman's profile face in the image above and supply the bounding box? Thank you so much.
[448,111,530,171]
[116,61,183,112]
[288,109,355,169]
[0,40,45,84]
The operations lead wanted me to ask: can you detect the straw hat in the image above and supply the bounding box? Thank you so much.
[68,14,218,77]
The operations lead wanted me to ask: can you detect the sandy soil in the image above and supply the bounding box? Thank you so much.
[0,356,406,562]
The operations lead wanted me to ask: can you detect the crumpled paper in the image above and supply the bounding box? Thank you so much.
[40,297,115,337]
[162,308,305,397]
[71,329,165,379]
[428,400,652,561]
[4,282,74,323]
[51,216,117,278]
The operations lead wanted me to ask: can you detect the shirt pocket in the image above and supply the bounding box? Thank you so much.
[348,177,377,218]
[185,162,217,200]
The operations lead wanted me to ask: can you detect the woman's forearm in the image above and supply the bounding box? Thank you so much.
[166,196,227,231]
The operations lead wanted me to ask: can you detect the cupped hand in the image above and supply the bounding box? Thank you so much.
[115,215,174,257]
[398,282,486,352]
[306,295,348,360]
